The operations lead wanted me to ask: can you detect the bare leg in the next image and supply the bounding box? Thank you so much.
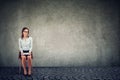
[27,55,32,75]
[21,55,27,75]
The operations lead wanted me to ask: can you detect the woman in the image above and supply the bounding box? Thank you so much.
[19,27,33,76]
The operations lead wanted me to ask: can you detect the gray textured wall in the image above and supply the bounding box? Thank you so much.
[0,0,119,67]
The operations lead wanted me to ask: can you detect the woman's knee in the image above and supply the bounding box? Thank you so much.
[27,55,32,60]
[21,56,26,60]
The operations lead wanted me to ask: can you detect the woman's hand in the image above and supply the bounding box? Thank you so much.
[29,52,32,56]
[21,52,24,56]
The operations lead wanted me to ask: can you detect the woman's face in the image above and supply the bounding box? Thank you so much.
[23,29,29,37]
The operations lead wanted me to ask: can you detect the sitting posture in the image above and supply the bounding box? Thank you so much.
[19,27,33,76]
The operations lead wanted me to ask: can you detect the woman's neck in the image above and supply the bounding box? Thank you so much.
[23,36,28,39]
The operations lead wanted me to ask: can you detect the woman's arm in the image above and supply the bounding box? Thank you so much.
[19,38,23,53]
[29,37,33,53]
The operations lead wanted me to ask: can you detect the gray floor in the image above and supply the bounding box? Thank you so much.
[0,67,120,80]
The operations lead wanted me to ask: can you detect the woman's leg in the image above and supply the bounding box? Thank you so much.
[21,55,27,75]
[27,55,32,75]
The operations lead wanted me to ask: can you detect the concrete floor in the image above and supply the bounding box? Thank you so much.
[0,67,120,80]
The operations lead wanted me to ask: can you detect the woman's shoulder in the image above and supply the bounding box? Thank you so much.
[29,36,32,40]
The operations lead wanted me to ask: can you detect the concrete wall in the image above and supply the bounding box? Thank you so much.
[0,0,119,67]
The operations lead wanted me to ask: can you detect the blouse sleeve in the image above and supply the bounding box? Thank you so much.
[19,38,23,53]
[29,37,33,53]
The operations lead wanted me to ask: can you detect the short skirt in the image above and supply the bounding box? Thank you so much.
[22,50,30,55]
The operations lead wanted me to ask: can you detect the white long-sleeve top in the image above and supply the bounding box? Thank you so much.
[19,36,33,53]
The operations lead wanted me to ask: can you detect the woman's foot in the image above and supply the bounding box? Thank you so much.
[28,69,31,76]
[24,69,27,76]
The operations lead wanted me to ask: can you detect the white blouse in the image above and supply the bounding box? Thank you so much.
[19,36,33,53]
